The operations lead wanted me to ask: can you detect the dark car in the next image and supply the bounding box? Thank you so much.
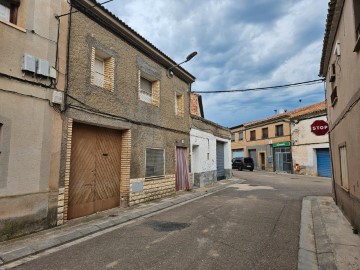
[232,157,254,171]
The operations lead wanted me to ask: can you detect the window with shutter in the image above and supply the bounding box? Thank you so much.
[140,77,153,103]
[0,1,19,24]
[145,148,165,178]
[90,47,115,91]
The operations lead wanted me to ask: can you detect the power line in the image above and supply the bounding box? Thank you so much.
[192,79,325,94]
[56,0,114,18]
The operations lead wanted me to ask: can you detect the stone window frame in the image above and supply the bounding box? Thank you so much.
[90,47,115,92]
[138,70,160,107]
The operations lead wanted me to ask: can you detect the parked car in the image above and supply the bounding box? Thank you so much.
[232,157,254,171]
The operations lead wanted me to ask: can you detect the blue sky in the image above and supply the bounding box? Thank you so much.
[106,0,328,128]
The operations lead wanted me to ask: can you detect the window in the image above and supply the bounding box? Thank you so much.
[250,130,256,141]
[90,47,114,91]
[175,93,184,116]
[145,148,165,178]
[262,128,268,139]
[239,131,243,141]
[275,124,284,136]
[139,71,160,106]
[331,87,338,106]
[339,145,349,190]
[0,0,19,24]
[231,133,235,142]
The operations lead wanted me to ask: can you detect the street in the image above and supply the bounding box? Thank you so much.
[11,171,331,270]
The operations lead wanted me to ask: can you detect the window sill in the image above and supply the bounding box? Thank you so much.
[0,19,26,33]
[354,36,360,52]
[145,176,165,181]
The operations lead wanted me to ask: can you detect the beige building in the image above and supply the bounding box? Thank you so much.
[0,0,69,240]
[320,0,360,230]
[231,112,292,172]
[58,0,195,224]
[290,102,330,177]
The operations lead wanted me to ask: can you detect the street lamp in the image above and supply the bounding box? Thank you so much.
[166,51,197,78]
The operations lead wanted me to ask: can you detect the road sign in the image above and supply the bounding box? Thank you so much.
[311,120,329,136]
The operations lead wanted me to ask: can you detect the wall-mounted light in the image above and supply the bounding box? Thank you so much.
[167,51,197,79]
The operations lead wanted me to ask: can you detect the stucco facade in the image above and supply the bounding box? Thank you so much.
[59,0,195,223]
[0,0,69,240]
[190,116,231,187]
[320,0,360,230]
[291,112,330,177]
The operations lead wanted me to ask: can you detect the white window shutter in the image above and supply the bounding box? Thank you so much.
[94,57,104,87]
[0,4,10,22]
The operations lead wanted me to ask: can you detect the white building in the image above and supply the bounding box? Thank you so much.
[290,102,331,177]
[190,116,232,187]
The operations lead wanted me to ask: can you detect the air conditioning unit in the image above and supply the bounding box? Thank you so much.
[22,54,36,73]
[36,59,49,77]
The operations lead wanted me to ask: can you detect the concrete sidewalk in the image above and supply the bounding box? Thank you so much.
[298,196,360,270]
[0,178,243,268]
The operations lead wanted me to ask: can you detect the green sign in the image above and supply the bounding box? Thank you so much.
[272,141,290,147]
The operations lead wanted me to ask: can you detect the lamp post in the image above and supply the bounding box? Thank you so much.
[166,51,197,78]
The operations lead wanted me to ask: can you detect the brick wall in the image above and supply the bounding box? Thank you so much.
[129,175,176,206]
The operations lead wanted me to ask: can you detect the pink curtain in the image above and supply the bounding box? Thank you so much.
[176,147,189,191]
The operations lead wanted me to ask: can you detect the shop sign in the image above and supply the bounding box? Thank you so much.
[311,120,329,136]
[272,141,290,147]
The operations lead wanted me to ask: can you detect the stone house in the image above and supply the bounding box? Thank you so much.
[190,94,232,187]
[58,0,196,223]
[290,102,330,177]
[320,0,360,230]
[0,0,69,240]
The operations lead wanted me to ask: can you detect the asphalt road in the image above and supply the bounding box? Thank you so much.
[13,171,331,270]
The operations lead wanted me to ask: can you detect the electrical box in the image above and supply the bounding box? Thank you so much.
[52,90,63,105]
[22,54,36,73]
[36,59,49,77]
[49,67,57,79]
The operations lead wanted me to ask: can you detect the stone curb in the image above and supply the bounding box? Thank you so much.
[0,178,242,266]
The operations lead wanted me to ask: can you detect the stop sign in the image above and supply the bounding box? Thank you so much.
[311,120,329,136]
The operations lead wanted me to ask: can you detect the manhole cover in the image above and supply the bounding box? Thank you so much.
[144,220,191,232]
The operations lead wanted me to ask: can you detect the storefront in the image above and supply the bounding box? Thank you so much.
[273,142,292,173]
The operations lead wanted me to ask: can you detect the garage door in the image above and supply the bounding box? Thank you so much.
[68,123,122,219]
[232,149,244,158]
[216,141,225,180]
[316,148,331,177]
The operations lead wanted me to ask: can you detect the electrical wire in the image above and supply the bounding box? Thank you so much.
[56,0,114,18]
[192,79,325,94]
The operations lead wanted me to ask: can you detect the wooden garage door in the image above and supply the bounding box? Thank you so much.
[68,123,122,219]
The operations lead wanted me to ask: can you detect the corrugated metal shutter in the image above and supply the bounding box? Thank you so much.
[316,148,331,177]
[233,150,244,158]
[216,141,225,180]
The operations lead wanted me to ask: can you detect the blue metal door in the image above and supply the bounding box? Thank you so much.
[316,149,331,177]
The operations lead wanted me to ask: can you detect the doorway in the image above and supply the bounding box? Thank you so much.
[176,147,189,191]
[260,152,265,170]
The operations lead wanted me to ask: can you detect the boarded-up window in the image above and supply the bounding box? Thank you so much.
[339,145,349,190]
[145,148,165,178]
